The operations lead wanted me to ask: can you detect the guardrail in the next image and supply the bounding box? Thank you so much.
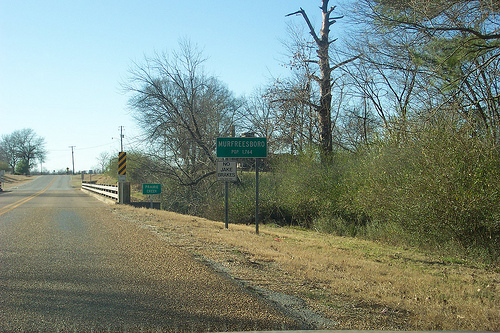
[81,182,118,201]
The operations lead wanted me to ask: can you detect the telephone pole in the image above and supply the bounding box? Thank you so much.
[69,146,76,175]
[119,126,124,152]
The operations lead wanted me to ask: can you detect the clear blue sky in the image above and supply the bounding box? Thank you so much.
[0,0,347,173]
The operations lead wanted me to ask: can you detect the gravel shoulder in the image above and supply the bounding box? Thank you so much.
[110,205,410,330]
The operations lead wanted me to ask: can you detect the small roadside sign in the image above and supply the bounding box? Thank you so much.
[217,161,238,182]
[217,137,267,158]
[143,183,161,195]
[118,152,126,175]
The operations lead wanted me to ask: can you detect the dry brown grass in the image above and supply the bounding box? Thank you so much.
[109,205,500,331]
[81,173,116,185]
[0,174,36,189]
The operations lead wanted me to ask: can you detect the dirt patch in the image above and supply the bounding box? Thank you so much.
[107,205,500,331]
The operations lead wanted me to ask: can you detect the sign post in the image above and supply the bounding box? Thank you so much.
[256,158,259,233]
[216,160,238,229]
[216,161,237,182]
[217,137,267,234]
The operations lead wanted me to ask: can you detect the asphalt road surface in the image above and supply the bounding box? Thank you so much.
[0,175,301,332]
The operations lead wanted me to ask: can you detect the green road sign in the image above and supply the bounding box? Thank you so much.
[142,183,161,195]
[216,137,267,158]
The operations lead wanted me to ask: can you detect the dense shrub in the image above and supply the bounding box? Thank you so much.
[160,177,221,218]
[14,159,29,175]
[222,151,356,233]
[269,152,326,227]
[345,124,500,262]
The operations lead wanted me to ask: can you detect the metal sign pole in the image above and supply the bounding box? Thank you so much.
[119,183,123,204]
[225,181,229,229]
[255,158,259,235]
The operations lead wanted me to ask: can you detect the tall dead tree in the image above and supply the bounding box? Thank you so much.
[287,1,360,160]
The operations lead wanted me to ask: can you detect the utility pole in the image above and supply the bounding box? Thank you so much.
[119,126,124,152]
[69,146,76,175]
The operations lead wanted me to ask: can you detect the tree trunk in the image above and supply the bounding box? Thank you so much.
[318,3,333,157]
[287,1,336,161]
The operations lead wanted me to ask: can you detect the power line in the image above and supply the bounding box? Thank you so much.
[48,141,115,152]
[76,142,116,151]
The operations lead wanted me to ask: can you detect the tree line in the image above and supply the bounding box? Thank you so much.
[106,0,500,263]
[0,129,47,175]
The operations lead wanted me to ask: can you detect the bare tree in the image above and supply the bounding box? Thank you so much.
[263,23,320,154]
[96,151,110,174]
[239,89,283,153]
[16,129,47,173]
[0,129,46,174]
[350,0,500,142]
[286,1,360,160]
[361,0,500,46]
[124,40,243,186]
[0,132,21,173]
[340,28,424,144]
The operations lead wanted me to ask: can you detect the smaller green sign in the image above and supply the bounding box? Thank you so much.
[143,183,161,195]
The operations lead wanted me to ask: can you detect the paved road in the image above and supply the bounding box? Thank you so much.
[0,175,300,331]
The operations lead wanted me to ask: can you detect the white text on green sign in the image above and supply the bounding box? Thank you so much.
[216,138,267,158]
[143,183,161,195]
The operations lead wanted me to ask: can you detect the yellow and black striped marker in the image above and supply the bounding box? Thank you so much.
[118,152,126,175]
